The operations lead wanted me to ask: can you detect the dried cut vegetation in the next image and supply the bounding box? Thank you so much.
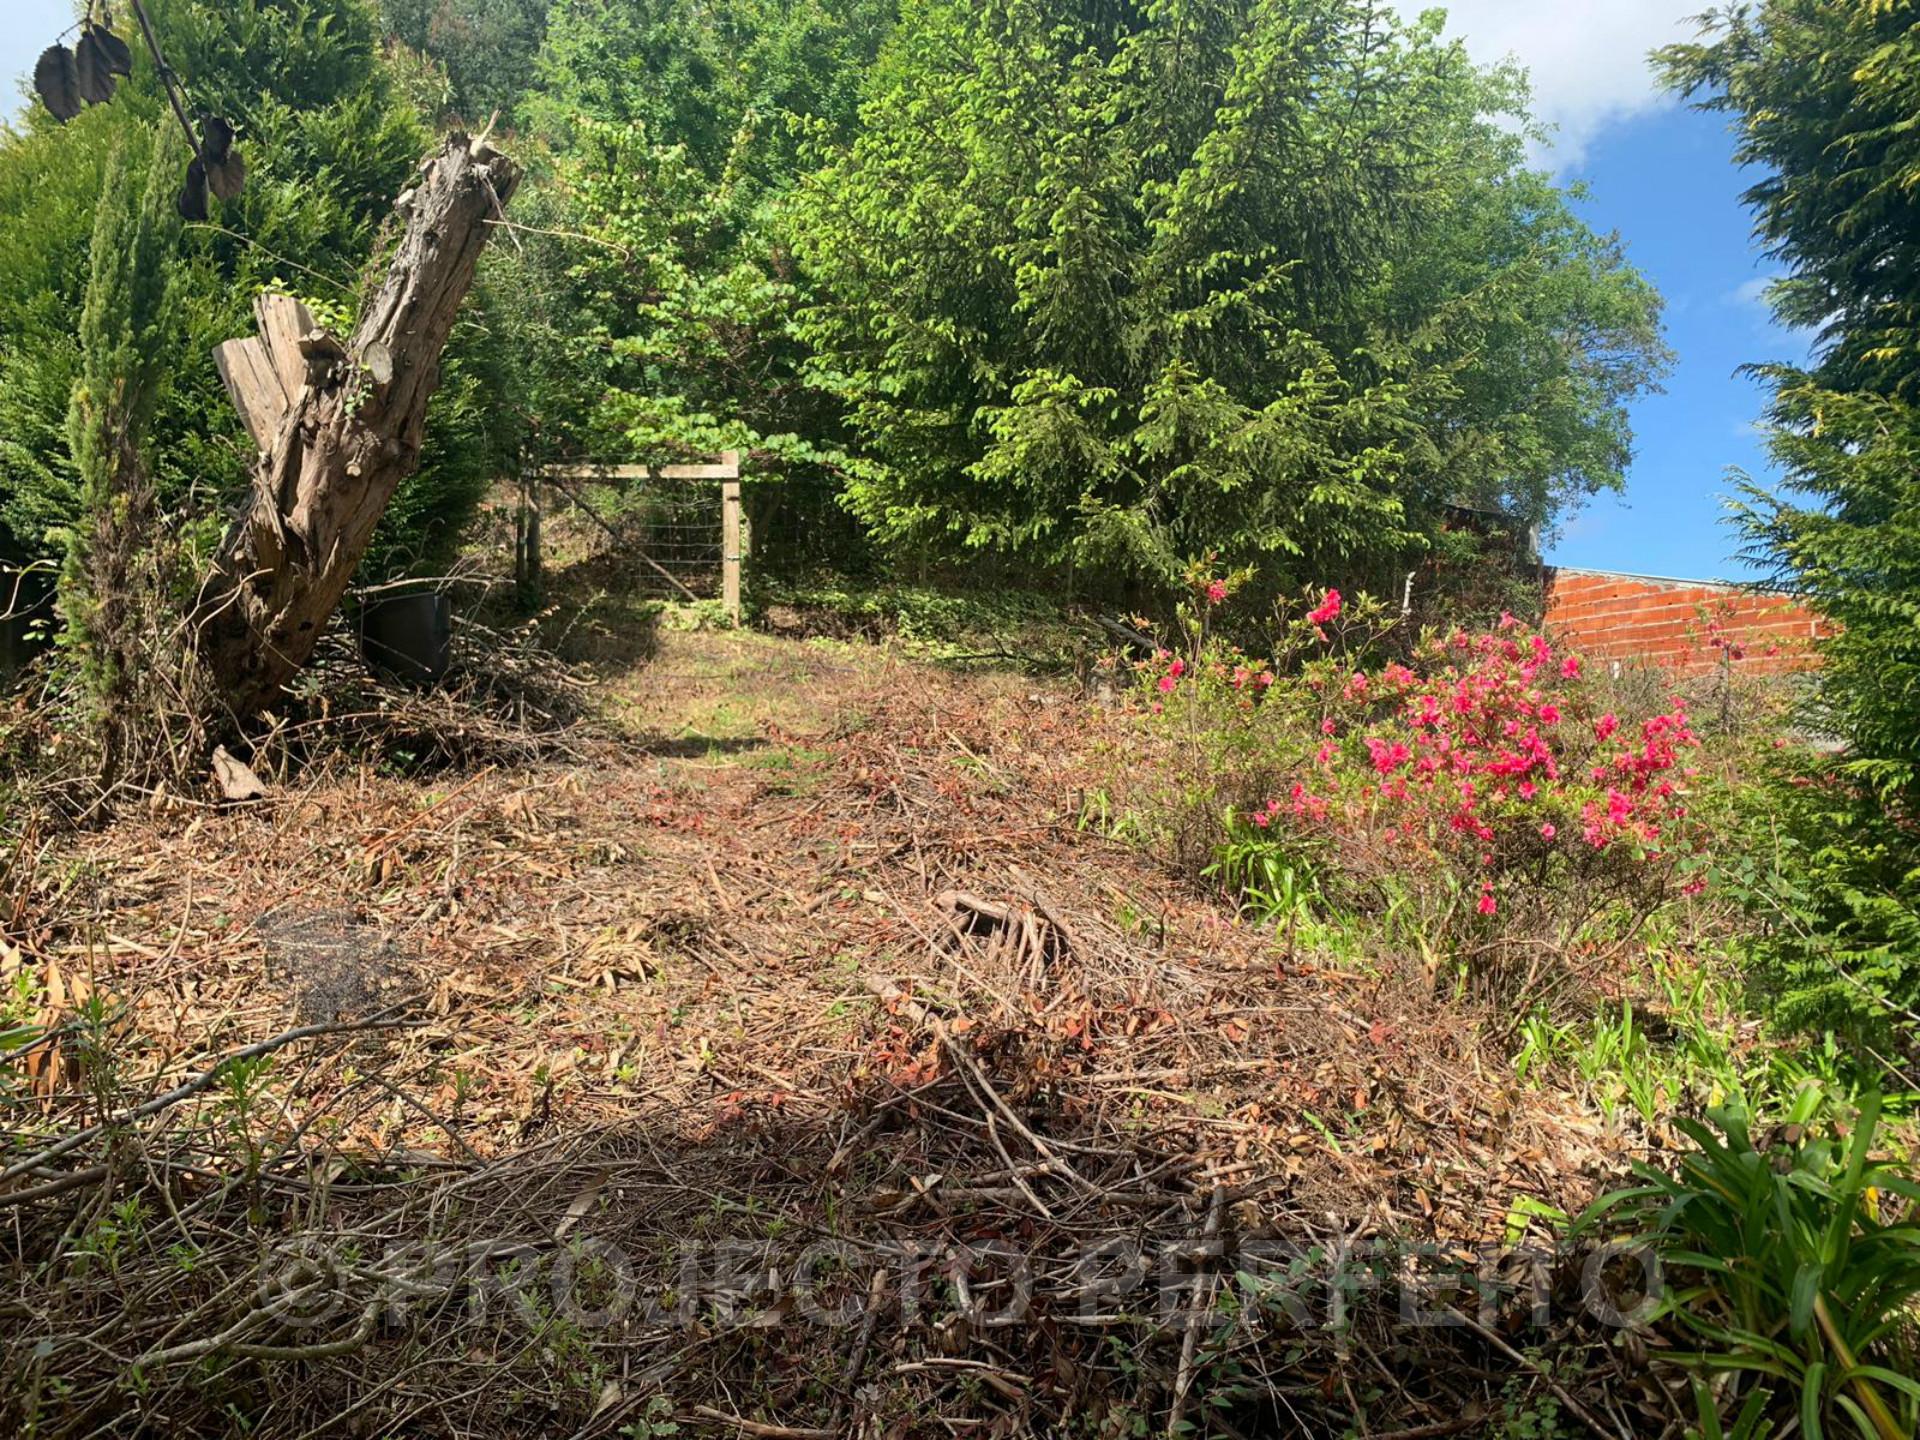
[0,626,1677,1438]
[4,0,1917,1434]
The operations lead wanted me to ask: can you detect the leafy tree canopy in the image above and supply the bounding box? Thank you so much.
[789,0,1669,588]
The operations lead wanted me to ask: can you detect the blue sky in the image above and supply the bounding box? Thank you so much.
[1408,0,1812,582]
[3,0,1808,581]
[1553,104,1808,582]
[5,1,79,93]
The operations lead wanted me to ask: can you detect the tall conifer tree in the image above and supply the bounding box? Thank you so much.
[1664,3,1920,1051]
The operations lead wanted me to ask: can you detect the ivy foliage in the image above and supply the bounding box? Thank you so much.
[786,0,1669,586]
[1662,2,1920,1056]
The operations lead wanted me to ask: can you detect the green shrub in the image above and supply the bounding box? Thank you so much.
[379,0,553,123]
[58,123,188,780]
[448,0,891,601]
[1717,765,1920,1071]
[1125,569,1717,997]
[1581,1091,1920,1440]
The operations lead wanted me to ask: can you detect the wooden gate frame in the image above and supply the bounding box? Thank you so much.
[522,450,742,623]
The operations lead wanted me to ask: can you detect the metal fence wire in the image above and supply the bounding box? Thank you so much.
[525,457,741,616]
[597,483,723,599]
[745,472,871,580]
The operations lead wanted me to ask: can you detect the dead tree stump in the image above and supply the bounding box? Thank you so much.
[196,132,520,719]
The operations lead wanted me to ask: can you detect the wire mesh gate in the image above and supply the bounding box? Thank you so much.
[518,451,742,622]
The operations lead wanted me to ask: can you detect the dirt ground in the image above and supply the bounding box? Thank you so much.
[10,625,1655,1437]
[38,627,1618,1193]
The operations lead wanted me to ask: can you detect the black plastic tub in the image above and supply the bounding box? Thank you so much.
[359,590,451,687]
[0,568,55,679]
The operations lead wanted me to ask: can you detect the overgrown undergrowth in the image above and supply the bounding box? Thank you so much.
[1088,570,1919,1437]
[1,595,1914,1439]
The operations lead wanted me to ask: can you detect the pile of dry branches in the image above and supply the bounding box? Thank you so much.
[1,640,1679,1438]
[253,604,604,775]
[0,591,599,832]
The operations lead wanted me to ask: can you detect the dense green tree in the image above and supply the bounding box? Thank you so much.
[789,0,1667,588]
[378,0,553,123]
[523,0,883,164]
[60,124,183,776]
[522,0,740,161]
[496,0,890,491]
[0,0,502,582]
[1662,3,1920,1056]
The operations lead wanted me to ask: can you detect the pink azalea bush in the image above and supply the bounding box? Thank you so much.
[1130,580,1717,987]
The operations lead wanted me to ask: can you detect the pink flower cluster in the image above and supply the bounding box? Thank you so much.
[1251,782,1329,828]
[1143,647,1273,699]
[1237,618,1702,918]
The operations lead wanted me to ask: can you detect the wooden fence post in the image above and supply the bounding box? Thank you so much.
[720,450,742,626]
[536,450,742,620]
[514,462,542,603]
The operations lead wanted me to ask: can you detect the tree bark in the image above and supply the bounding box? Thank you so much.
[196,132,520,719]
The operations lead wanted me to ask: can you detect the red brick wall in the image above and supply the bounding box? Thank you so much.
[1543,567,1824,677]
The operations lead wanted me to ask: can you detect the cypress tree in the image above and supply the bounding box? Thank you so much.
[60,125,184,779]
[1662,4,1920,1054]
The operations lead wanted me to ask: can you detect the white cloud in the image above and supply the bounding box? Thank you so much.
[1410,1,1703,167]
[1728,274,1826,351]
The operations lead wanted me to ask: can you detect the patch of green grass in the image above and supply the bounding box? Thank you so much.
[753,577,1087,670]
[1506,943,1871,1132]
[1076,786,1146,841]
[741,743,831,795]
[658,599,737,633]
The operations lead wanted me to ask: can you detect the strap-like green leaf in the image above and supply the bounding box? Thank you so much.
[1801,1360,1828,1440]
[1789,1262,1824,1342]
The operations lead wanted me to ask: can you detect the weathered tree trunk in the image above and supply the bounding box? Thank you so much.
[196,133,519,718]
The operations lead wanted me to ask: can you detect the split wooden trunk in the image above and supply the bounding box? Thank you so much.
[197,133,520,719]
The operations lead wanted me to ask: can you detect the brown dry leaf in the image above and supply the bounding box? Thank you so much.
[25,1038,60,1098]
[33,45,80,122]
[211,746,268,803]
[589,1381,622,1421]
[554,1171,608,1240]
[500,791,542,829]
